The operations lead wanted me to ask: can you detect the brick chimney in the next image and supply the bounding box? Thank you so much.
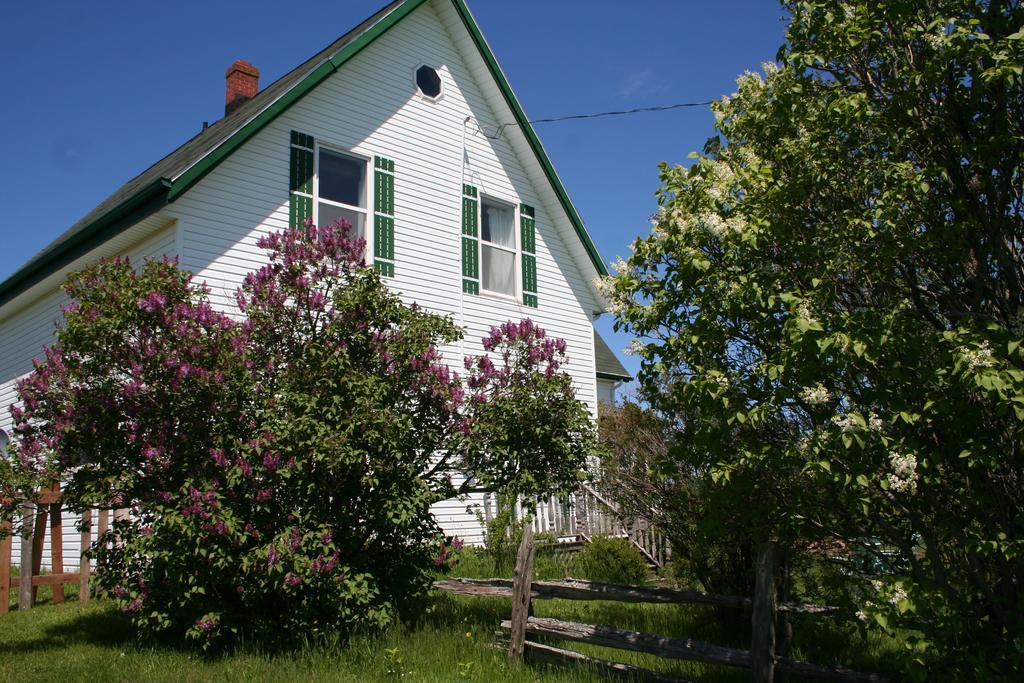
[225,60,260,116]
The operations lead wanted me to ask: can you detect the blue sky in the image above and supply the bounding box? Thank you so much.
[0,0,787,386]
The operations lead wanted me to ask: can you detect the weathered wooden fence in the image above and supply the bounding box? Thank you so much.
[482,483,671,567]
[436,527,888,682]
[1,485,121,614]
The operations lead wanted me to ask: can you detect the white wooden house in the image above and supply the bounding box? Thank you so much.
[0,0,630,565]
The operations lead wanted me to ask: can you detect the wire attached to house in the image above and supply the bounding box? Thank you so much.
[474,100,717,140]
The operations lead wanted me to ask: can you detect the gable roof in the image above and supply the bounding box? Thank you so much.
[0,0,608,309]
[594,331,631,382]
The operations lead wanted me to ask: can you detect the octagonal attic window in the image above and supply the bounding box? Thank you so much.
[416,65,442,100]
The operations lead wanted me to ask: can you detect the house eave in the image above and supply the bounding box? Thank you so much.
[0,177,172,310]
[596,371,632,382]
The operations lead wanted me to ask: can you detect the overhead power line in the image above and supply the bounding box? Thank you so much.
[475,100,717,140]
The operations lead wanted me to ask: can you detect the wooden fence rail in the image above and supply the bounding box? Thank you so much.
[433,577,841,615]
[1,485,120,615]
[497,616,887,682]
[436,529,888,682]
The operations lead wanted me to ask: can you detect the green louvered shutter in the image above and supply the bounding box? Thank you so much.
[289,131,314,228]
[520,204,538,308]
[461,184,479,294]
[373,156,395,277]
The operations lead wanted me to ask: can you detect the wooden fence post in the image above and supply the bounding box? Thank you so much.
[0,519,10,614]
[49,486,64,604]
[752,541,779,683]
[79,508,91,602]
[30,500,47,604]
[508,520,536,667]
[19,502,34,610]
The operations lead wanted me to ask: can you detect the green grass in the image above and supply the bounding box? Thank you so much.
[0,553,909,682]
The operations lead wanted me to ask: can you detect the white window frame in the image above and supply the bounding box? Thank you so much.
[478,194,520,301]
[313,143,372,261]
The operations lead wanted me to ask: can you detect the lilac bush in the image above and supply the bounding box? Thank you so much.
[461,319,591,500]
[0,220,594,647]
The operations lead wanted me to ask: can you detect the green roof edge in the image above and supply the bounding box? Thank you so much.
[0,0,608,308]
[0,177,172,308]
[167,0,429,202]
[447,0,609,278]
[597,371,632,382]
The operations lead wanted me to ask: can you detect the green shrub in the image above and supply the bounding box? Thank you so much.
[569,536,649,585]
[479,506,525,575]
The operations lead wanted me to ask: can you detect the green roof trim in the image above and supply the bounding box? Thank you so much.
[448,0,608,278]
[0,0,609,308]
[0,178,171,308]
[168,0,429,202]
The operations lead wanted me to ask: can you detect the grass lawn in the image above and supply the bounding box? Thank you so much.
[1,553,908,682]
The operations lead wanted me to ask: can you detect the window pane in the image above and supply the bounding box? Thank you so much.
[481,200,514,248]
[318,202,365,241]
[482,244,515,295]
[319,149,365,207]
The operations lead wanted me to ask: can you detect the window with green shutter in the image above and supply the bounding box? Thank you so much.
[289,131,314,228]
[461,184,479,294]
[520,204,538,308]
[374,156,395,277]
[290,133,395,274]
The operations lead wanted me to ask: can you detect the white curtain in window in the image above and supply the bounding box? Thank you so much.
[482,245,515,295]
[482,203,514,248]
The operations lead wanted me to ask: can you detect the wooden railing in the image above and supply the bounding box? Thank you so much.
[436,528,888,683]
[482,483,671,567]
[1,485,123,614]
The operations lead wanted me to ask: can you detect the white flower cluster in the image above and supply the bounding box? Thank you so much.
[593,275,614,299]
[830,411,884,434]
[888,583,908,607]
[887,451,918,494]
[831,413,858,432]
[800,383,830,406]
[701,212,728,238]
[593,276,628,316]
[960,341,994,371]
[924,31,946,51]
[870,580,908,608]
[624,339,646,357]
[736,70,765,91]
[697,210,747,240]
[855,579,909,625]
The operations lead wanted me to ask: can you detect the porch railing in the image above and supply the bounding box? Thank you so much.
[480,484,670,567]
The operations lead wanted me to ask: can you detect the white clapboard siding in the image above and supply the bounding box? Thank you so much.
[1,0,603,551]
[165,1,599,542]
[3,224,178,569]
[166,2,600,541]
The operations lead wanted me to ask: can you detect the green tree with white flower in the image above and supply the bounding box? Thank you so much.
[603,0,1024,675]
